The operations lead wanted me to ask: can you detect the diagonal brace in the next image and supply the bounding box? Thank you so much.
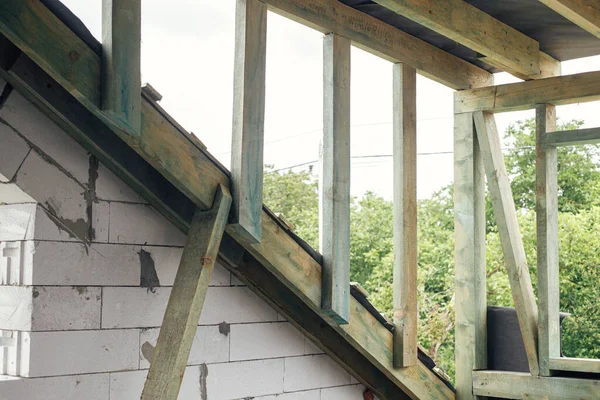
[141,185,232,400]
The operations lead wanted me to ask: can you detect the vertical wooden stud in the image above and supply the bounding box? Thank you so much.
[454,112,487,399]
[320,33,351,324]
[230,0,267,244]
[141,185,232,400]
[392,63,418,367]
[536,104,559,377]
[474,111,540,376]
[102,0,142,132]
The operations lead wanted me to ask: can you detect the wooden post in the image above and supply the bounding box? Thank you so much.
[230,0,267,244]
[536,104,559,377]
[102,0,141,132]
[141,185,232,400]
[454,112,487,399]
[474,111,540,376]
[392,63,418,367]
[320,33,351,324]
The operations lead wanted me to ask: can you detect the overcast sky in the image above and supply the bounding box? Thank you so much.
[63,0,600,200]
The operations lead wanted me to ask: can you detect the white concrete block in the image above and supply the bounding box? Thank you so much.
[321,384,365,400]
[256,389,321,400]
[0,90,91,184]
[30,286,101,331]
[206,359,284,399]
[230,322,305,361]
[304,337,324,356]
[109,203,186,246]
[31,242,139,286]
[0,373,110,400]
[0,287,32,330]
[199,286,278,325]
[0,182,36,204]
[15,151,88,233]
[101,287,169,329]
[230,274,245,286]
[0,203,36,241]
[1,240,34,285]
[139,325,229,368]
[26,329,139,377]
[96,163,146,203]
[92,201,109,243]
[33,205,83,242]
[0,330,29,377]
[283,355,351,392]
[0,120,30,182]
[109,366,200,400]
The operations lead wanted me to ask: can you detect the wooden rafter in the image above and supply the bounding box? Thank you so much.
[372,0,540,77]
[538,0,600,39]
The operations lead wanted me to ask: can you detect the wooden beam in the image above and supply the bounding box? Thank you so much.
[538,0,600,39]
[373,0,540,77]
[549,356,600,373]
[536,104,559,377]
[454,113,487,399]
[455,71,600,113]
[320,33,351,324]
[473,111,540,376]
[478,52,561,80]
[472,370,600,399]
[543,126,600,146]
[230,0,267,244]
[101,0,141,132]
[261,0,492,89]
[141,185,231,400]
[392,63,418,367]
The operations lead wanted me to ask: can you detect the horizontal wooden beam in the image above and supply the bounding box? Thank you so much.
[455,71,600,113]
[472,370,600,399]
[538,0,600,39]
[549,356,600,373]
[261,0,493,89]
[543,126,600,146]
[478,52,561,80]
[372,0,540,77]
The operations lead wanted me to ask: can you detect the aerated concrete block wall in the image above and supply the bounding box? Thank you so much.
[0,80,368,400]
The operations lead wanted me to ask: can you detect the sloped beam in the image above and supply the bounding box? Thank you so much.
[538,0,600,39]
[141,185,231,400]
[373,0,540,77]
[473,111,540,376]
[262,0,492,89]
[392,63,418,367]
[320,33,351,324]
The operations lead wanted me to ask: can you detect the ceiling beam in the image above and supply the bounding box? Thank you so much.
[372,0,541,78]
[538,0,600,39]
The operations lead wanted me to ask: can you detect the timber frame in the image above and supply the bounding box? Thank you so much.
[2,0,600,399]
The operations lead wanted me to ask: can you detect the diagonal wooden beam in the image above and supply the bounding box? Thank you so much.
[538,0,600,39]
[473,111,540,376]
[141,185,232,400]
[372,0,540,77]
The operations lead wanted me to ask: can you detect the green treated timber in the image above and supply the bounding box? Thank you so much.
[543,126,600,147]
[0,3,455,399]
[141,185,231,400]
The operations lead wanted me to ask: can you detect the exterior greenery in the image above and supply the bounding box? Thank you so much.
[263,118,600,382]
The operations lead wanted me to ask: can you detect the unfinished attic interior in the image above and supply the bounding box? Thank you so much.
[2,0,600,398]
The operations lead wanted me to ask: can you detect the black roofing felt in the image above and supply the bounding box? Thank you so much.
[340,0,600,73]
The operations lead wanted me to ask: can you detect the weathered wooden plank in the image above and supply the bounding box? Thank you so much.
[535,104,559,377]
[230,0,267,244]
[261,0,492,90]
[472,370,600,399]
[538,0,600,39]
[141,185,231,400]
[373,0,539,77]
[478,52,561,80]
[543,126,600,146]
[549,356,600,373]
[454,112,487,399]
[320,33,351,324]
[473,111,540,376]
[101,0,141,132]
[455,71,600,113]
[392,63,418,367]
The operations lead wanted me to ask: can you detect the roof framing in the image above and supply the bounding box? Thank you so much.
[538,0,600,39]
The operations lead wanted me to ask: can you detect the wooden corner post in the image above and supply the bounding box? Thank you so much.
[392,62,418,367]
[141,185,232,400]
[454,112,487,399]
[230,0,267,244]
[320,33,351,324]
[102,0,142,132]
